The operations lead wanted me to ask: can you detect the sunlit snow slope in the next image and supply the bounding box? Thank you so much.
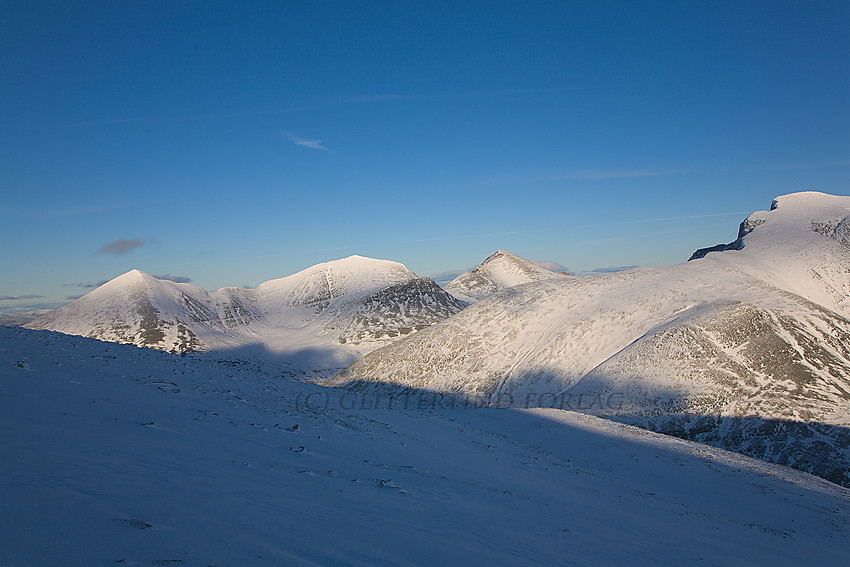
[444,249,569,303]
[330,192,850,485]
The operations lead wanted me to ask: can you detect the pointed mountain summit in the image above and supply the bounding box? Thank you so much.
[444,250,568,303]
[28,269,216,353]
[26,255,464,363]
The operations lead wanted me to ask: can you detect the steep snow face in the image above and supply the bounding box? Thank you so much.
[25,256,463,365]
[691,191,850,318]
[444,250,568,303]
[329,192,850,485]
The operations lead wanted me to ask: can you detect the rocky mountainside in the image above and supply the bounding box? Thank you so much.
[26,256,464,369]
[329,192,850,486]
[444,249,568,303]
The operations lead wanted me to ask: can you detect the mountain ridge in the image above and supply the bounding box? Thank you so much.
[327,191,850,485]
[26,255,465,368]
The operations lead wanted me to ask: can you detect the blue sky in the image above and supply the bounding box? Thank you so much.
[2,0,849,312]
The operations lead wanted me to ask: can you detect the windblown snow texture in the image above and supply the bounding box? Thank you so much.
[331,192,850,486]
[3,326,849,566]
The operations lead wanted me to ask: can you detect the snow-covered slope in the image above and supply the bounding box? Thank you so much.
[329,192,850,485]
[691,192,850,317]
[3,326,849,566]
[26,255,464,370]
[444,249,568,303]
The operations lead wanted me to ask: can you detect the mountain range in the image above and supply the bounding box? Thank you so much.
[25,255,464,371]
[19,190,850,486]
[329,192,850,485]
[24,249,563,370]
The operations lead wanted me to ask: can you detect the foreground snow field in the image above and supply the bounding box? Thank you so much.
[3,326,849,566]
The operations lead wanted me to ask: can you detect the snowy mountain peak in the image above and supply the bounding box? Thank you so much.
[255,255,417,311]
[445,249,566,303]
[690,191,850,261]
[769,190,849,212]
[26,254,460,360]
[79,269,168,302]
[104,268,151,287]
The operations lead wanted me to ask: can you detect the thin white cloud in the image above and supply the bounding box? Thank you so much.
[738,159,850,172]
[429,269,472,286]
[530,260,568,272]
[153,274,192,284]
[631,212,749,224]
[42,204,125,217]
[456,167,683,189]
[586,265,639,275]
[548,169,683,180]
[64,280,110,289]
[340,94,431,103]
[284,131,330,151]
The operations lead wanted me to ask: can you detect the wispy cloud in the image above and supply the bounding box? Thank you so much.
[153,274,192,284]
[0,303,62,315]
[738,159,850,172]
[64,280,110,289]
[632,212,749,223]
[429,269,472,285]
[65,294,84,301]
[0,294,44,300]
[548,169,683,181]
[284,131,331,151]
[530,260,569,273]
[339,93,434,103]
[96,238,144,255]
[587,265,638,274]
[43,204,125,218]
[457,167,683,189]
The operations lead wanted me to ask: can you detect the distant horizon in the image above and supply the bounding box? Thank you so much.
[3,1,848,313]
[0,189,846,315]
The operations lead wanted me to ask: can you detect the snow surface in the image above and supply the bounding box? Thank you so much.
[444,249,568,303]
[3,325,850,566]
[333,193,850,407]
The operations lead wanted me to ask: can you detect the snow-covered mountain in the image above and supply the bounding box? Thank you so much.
[329,192,850,485]
[3,325,849,566]
[444,249,569,303]
[26,255,465,369]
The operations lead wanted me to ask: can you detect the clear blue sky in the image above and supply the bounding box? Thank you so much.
[2,0,849,312]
